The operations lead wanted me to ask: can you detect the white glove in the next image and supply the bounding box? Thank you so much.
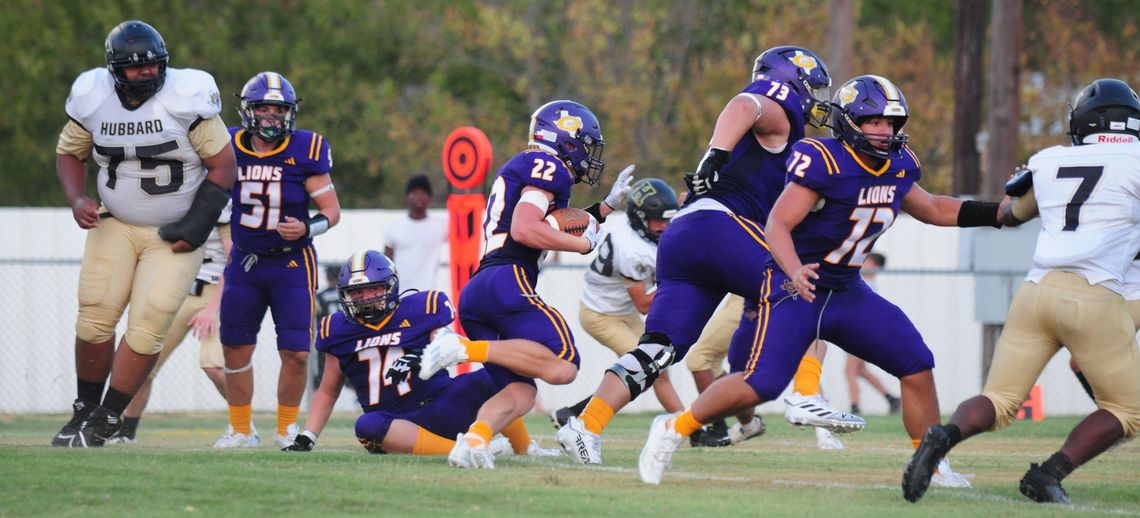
[603,164,636,209]
[581,214,603,254]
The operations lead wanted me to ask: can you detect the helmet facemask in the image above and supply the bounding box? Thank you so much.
[338,278,398,325]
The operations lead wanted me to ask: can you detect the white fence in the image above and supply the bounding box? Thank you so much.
[0,208,1100,417]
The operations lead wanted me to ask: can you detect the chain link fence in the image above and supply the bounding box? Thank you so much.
[0,259,1098,418]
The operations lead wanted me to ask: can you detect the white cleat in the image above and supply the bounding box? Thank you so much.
[104,435,138,446]
[527,441,564,457]
[489,436,514,457]
[639,414,683,485]
[556,416,602,464]
[274,423,299,449]
[214,423,260,448]
[784,392,866,433]
[419,331,468,380]
[815,426,844,450]
[448,433,495,469]
[728,415,766,444]
[448,433,473,467]
[930,458,973,488]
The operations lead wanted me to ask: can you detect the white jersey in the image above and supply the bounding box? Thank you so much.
[65,67,223,227]
[1025,143,1140,294]
[1125,260,1140,302]
[196,201,232,284]
[581,213,658,315]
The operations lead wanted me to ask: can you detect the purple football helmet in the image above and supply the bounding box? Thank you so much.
[752,46,832,127]
[105,21,169,104]
[338,250,400,324]
[528,100,606,185]
[829,75,910,160]
[238,71,299,141]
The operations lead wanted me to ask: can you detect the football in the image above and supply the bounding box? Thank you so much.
[545,207,592,237]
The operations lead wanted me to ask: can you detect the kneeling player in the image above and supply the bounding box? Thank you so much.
[284,250,557,458]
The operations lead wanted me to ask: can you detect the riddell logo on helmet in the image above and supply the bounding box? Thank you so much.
[1094,134,1138,143]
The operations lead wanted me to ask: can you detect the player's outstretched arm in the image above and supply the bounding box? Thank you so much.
[284,353,344,451]
[901,184,1000,228]
[766,183,821,302]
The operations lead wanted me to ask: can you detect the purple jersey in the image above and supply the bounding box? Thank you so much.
[780,137,922,289]
[228,128,332,254]
[315,290,454,414]
[693,78,807,222]
[478,149,576,275]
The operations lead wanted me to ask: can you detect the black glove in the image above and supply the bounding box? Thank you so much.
[684,148,730,196]
[158,180,231,248]
[283,433,314,452]
[1004,166,1033,197]
[386,351,422,385]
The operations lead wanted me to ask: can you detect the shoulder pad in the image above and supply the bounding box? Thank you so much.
[788,138,842,190]
[158,68,223,122]
[65,68,116,128]
[293,130,333,171]
[518,150,576,193]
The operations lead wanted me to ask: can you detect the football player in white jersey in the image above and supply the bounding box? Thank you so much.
[904,78,1140,504]
[551,178,685,424]
[52,20,237,447]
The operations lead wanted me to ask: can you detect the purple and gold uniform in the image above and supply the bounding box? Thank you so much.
[458,150,580,377]
[219,127,331,351]
[731,137,934,400]
[316,291,501,449]
[643,78,804,356]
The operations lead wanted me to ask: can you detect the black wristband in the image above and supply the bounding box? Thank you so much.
[957,200,1001,228]
[582,202,606,223]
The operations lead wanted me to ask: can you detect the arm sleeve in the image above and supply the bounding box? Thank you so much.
[188,116,231,159]
[56,120,93,160]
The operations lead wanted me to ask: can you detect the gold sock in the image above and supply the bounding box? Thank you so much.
[412,427,457,455]
[580,397,615,435]
[672,410,703,438]
[466,420,493,445]
[793,356,823,396]
[229,405,252,435]
[277,404,299,436]
[461,338,490,363]
[502,417,531,454]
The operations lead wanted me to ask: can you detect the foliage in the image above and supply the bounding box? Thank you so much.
[3,0,1139,207]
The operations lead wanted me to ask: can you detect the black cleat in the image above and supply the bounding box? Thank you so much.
[51,399,94,447]
[902,424,952,502]
[1019,463,1071,504]
[71,406,122,448]
[886,395,902,415]
[690,421,732,448]
[550,407,575,430]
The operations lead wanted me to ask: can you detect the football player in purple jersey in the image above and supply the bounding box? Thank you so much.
[282,251,558,458]
[639,75,1003,484]
[216,71,341,448]
[557,46,847,464]
[415,100,635,468]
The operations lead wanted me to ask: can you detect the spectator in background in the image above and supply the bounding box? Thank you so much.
[845,252,902,415]
[384,175,448,292]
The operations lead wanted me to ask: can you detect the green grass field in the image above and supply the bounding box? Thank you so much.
[1,413,1137,517]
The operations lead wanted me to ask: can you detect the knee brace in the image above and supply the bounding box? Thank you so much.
[223,361,253,374]
[606,332,676,400]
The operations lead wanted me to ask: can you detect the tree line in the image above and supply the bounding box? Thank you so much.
[3,0,1137,208]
